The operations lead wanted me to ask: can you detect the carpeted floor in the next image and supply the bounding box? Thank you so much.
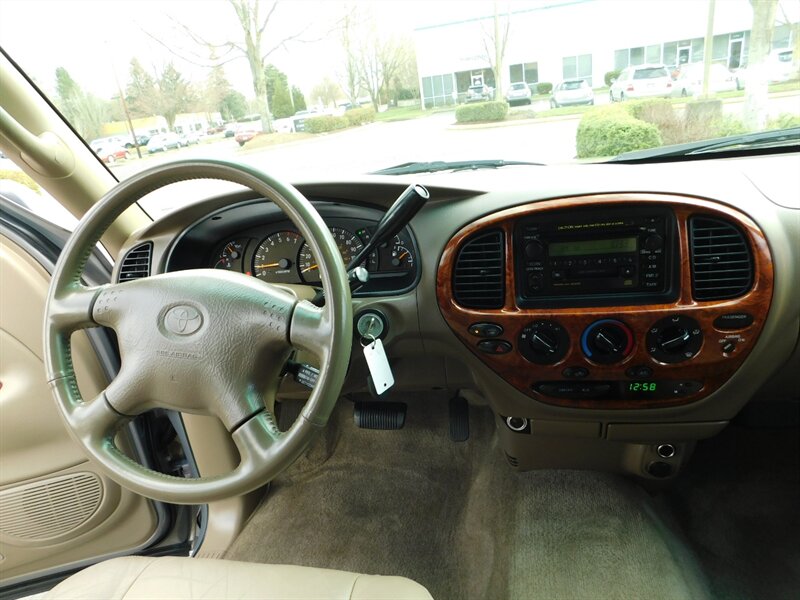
[226,397,715,599]
[663,412,800,600]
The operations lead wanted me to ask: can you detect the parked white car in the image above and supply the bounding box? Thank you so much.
[768,48,795,83]
[146,132,183,153]
[551,79,594,107]
[505,82,532,106]
[610,64,673,101]
[672,63,740,97]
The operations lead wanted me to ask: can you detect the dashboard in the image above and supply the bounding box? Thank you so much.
[115,155,799,480]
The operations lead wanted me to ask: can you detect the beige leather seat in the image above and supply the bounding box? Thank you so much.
[34,556,433,600]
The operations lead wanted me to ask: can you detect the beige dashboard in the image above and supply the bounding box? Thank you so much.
[116,155,800,480]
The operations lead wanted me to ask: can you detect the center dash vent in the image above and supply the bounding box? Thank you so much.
[453,230,505,308]
[689,216,753,300]
[118,242,152,283]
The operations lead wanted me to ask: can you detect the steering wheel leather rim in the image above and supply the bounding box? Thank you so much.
[43,159,352,504]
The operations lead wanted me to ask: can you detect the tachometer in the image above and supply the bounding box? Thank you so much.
[252,231,302,283]
[298,227,364,283]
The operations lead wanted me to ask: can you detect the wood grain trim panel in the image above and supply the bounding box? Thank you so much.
[436,193,773,409]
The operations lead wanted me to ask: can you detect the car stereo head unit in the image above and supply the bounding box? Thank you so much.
[515,205,678,307]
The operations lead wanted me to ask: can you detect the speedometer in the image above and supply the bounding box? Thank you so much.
[252,231,302,283]
[298,227,363,283]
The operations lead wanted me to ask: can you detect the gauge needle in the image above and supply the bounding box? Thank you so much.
[301,264,319,273]
[255,263,281,268]
[398,251,409,260]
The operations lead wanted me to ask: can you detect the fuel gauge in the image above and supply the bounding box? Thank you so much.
[213,240,246,271]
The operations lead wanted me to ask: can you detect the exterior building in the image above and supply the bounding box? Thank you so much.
[413,0,796,108]
[101,112,222,138]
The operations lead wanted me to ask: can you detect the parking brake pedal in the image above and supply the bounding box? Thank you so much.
[449,396,470,442]
[354,401,406,430]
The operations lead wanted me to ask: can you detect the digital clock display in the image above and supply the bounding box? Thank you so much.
[549,237,638,257]
[628,382,657,392]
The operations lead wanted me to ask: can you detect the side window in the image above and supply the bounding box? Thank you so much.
[0,157,78,231]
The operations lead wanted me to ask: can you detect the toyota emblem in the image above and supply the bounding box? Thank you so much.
[164,305,203,335]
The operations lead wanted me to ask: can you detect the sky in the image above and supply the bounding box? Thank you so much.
[0,0,520,100]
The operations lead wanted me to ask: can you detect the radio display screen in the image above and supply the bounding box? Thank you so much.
[549,237,638,257]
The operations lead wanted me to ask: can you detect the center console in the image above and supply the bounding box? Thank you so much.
[436,193,773,410]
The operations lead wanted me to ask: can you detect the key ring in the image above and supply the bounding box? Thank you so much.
[360,333,376,348]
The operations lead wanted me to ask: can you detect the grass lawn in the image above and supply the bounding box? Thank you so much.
[375,105,454,122]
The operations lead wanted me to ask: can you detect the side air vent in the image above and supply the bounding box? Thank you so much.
[118,242,152,282]
[0,472,102,543]
[453,230,505,309]
[689,216,753,300]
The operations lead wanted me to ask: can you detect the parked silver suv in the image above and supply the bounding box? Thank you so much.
[610,64,673,101]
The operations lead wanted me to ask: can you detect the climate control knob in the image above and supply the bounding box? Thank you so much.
[519,320,569,365]
[647,315,703,363]
[581,319,634,364]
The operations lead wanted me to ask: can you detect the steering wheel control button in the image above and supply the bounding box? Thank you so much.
[626,365,654,379]
[562,366,589,379]
[477,339,512,354]
[647,315,703,363]
[581,319,634,364]
[519,320,569,365]
[468,322,504,338]
[713,312,754,330]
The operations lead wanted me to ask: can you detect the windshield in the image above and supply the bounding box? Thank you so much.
[1,0,799,212]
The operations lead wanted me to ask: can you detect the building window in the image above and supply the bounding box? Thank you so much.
[562,54,592,86]
[421,74,456,108]
[614,49,628,71]
[630,47,645,65]
[509,62,539,85]
[646,44,661,63]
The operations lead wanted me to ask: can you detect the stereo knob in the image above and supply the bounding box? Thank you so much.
[519,320,569,365]
[525,242,545,259]
[581,319,634,364]
[644,234,664,251]
[647,315,702,363]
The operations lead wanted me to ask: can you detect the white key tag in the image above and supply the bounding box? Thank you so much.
[362,336,394,395]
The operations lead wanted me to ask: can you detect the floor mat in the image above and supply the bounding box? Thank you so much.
[226,397,708,599]
[663,421,800,600]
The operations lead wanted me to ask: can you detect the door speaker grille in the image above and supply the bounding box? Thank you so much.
[0,472,102,542]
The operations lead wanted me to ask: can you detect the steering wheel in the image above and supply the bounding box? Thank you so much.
[43,160,352,504]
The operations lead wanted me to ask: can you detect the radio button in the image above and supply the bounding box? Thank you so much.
[525,242,545,259]
[620,265,636,277]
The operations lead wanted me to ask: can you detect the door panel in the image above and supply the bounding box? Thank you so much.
[0,235,158,581]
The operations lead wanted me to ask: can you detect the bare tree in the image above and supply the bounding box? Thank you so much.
[311,77,344,108]
[145,0,312,134]
[481,0,511,100]
[743,0,779,130]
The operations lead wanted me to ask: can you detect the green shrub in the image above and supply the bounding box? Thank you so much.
[767,113,800,130]
[344,106,376,126]
[0,169,39,191]
[455,101,508,123]
[605,70,622,86]
[711,115,748,138]
[576,105,662,158]
[536,82,553,95]
[304,115,349,133]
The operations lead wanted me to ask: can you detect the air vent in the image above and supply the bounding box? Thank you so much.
[505,453,519,467]
[0,472,102,542]
[118,242,152,282]
[453,230,505,308]
[689,216,753,300]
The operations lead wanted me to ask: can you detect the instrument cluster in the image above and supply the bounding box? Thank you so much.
[209,217,417,290]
